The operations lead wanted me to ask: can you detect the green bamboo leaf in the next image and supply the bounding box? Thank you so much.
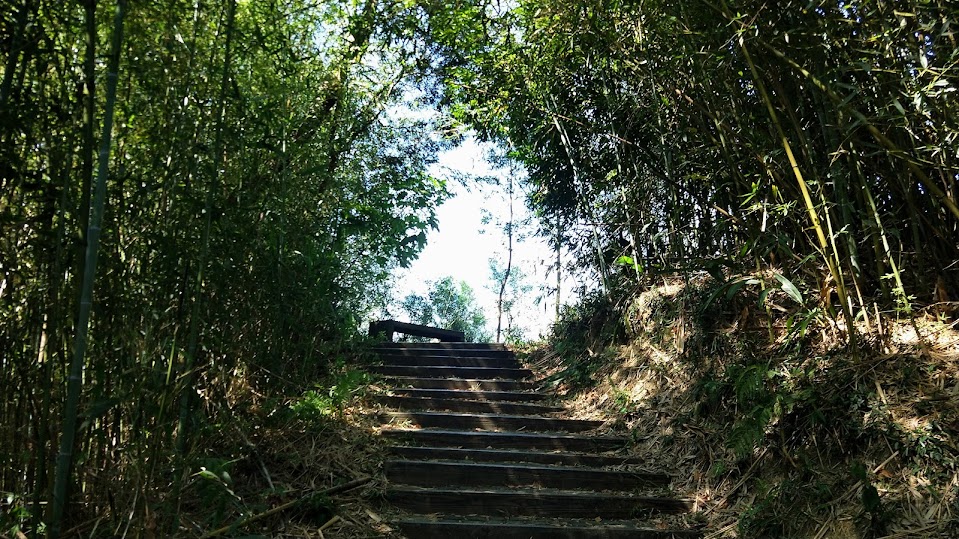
[773,273,803,304]
[758,287,773,307]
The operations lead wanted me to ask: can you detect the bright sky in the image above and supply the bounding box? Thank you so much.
[391,137,558,340]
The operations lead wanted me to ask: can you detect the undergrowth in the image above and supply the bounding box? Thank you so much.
[526,273,959,538]
[167,355,396,538]
[1,346,395,538]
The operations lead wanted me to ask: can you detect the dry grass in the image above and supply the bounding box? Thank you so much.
[523,275,959,538]
[150,372,406,539]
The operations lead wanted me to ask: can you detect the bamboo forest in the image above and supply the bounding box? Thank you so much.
[2,0,958,537]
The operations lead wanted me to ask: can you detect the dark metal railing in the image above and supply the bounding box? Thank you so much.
[369,320,466,342]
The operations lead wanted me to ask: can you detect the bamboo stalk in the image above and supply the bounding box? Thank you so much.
[49,1,126,536]
[752,34,959,221]
[170,4,238,529]
[175,0,238,455]
[738,39,856,348]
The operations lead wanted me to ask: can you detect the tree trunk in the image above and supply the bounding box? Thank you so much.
[49,0,125,535]
[496,175,514,342]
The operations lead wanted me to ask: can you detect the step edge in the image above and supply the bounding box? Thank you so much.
[387,485,696,505]
[385,445,644,460]
[380,427,627,442]
[376,395,563,410]
[394,517,702,535]
[384,459,672,478]
[383,410,603,423]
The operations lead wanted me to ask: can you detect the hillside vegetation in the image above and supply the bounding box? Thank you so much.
[526,276,958,537]
[434,1,959,535]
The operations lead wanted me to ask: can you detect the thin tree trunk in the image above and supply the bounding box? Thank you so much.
[49,1,125,536]
[77,0,97,250]
[0,0,32,117]
[496,175,514,342]
[171,2,237,530]
[555,215,562,323]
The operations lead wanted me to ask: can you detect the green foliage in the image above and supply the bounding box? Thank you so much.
[701,271,824,350]
[609,382,640,418]
[289,362,370,422]
[851,462,881,512]
[0,0,470,533]
[435,0,959,341]
[399,276,492,342]
[0,492,34,537]
[723,361,777,458]
[851,461,888,535]
[737,479,794,537]
[192,458,242,528]
[539,291,627,389]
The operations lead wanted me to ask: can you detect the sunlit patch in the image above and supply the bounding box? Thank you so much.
[526,275,959,537]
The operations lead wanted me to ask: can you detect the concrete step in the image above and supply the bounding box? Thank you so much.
[387,486,695,518]
[381,428,627,452]
[374,395,563,415]
[371,341,701,536]
[370,365,533,380]
[378,355,522,368]
[375,342,508,351]
[395,517,702,539]
[387,446,648,467]
[380,411,604,432]
[388,388,550,402]
[373,347,514,358]
[385,377,536,391]
[385,460,671,490]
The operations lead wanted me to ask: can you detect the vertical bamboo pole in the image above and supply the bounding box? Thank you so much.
[555,214,562,322]
[739,40,857,349]
[77,0,97,249]
[49,1,125,536]
[0,0,32,118]
[171,2,237,531]
[496,173,514,343]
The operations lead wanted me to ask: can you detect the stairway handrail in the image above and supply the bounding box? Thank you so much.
[369,319,466,342]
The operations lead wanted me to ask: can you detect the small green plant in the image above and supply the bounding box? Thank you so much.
[289,360,370,421]
[609,382,639,417]
[192,458,242,528]
[851,461,886,535]
[1,492,34,537]
[737,479,795,536]
[724,361,781,458]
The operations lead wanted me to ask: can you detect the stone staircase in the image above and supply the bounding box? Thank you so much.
[370,341,701,538]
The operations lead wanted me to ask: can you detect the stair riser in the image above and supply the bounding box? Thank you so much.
[379,356,522,368]
[370,365,533,380]
[381,430,626,452]
[375,343,507,351]
[387,489,694,518]
[387,446,648,467]
[375,348,514,358]
[390,388,549,402]
[382,412,603,433]
[386,461,670,490]
[396,521,702,539]
[387,378,535,391]
[375,396,562,415]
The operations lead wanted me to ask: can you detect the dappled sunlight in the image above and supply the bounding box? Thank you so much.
[527,275,959,538]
